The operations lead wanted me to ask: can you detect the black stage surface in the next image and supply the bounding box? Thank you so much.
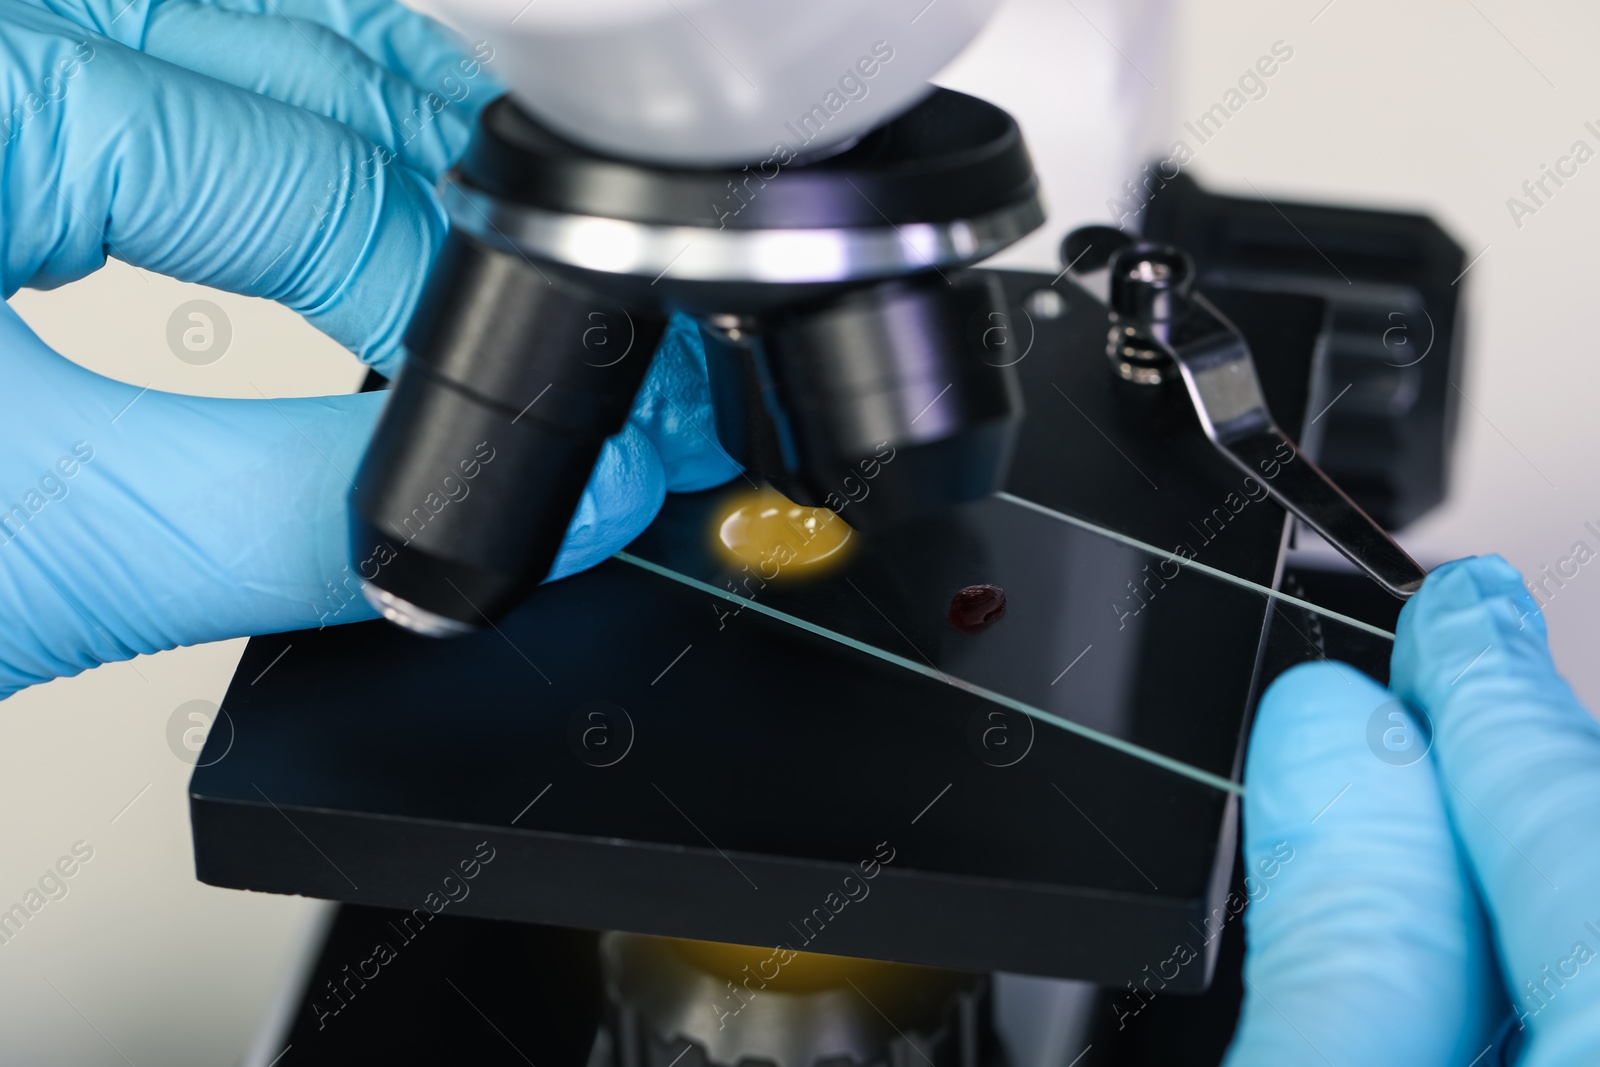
[191,272,1394,1002]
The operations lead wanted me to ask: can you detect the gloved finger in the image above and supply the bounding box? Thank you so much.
[545,422,667,583]
[28,0,501,114]
[204,0,499,107]
[6,12,440,373]
[0,304,674,695]
[141,2,473,180]
[0,304,381,694]
[627,314,743,493]
[1391,555,1600,1060]
[1224,661,1503,1067]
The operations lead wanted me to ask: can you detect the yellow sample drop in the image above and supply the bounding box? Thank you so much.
[716,488,852,574]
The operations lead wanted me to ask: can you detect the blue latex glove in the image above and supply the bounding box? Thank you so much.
[0,0,736,697]
[1226,555,1600,1066]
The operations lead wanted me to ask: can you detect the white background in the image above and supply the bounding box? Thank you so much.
[2,0,1596,1062]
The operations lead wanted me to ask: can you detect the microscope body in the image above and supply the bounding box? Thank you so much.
[408,0,1001,166]
[206,13,1464,1064]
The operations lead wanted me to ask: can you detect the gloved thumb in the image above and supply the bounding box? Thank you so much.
[1224,660,1502,1067]
[1391,555,1600,1065]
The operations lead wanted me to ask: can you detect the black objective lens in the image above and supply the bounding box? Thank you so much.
[350,231,661,635]
[701,272,1024,530]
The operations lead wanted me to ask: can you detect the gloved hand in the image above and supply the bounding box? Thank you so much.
[0,0,735,697]
[1226,555,1600,1066]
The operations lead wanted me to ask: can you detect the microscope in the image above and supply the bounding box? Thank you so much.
[193,4,1468,1064]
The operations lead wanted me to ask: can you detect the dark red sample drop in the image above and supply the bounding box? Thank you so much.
[948,584,1007,634]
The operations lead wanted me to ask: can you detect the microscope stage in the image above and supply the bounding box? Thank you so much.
[189,271,1389,990]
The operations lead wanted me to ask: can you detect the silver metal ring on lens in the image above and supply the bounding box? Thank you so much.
[443,180,1046,285]
[360,584,479,638]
